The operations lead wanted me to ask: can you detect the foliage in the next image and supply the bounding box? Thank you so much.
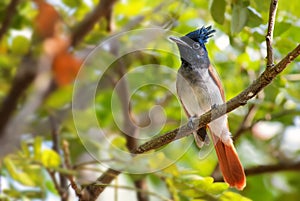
[1,0,300,200]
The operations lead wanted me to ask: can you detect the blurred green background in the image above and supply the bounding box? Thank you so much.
[1,0,300,200]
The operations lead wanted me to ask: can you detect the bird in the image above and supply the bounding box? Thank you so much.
[169,26,246,190]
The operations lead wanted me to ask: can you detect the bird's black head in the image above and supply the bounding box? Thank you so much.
[170,26,215,68]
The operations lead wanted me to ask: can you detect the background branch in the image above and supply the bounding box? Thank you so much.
[214,161,300,182]
[266,0,278,67]
[245,162,300,176]
[71,0,117,46]
[0,0,20,40]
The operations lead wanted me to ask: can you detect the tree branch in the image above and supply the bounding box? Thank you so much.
[133,43,300,154]
[0,0,20,40]
[214,161,300,182]
[80,168,120,201]
[71,0,117,46]
[50,116,69,201]
[232,104,258,141]
[79,43,300,201]
[62,140,82,198]
[266,0,278,68]
[245,162,300,176]
[0,56,37,137]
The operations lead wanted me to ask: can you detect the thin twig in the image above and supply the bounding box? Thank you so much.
[233,104,258,141]
[47,169,63,194]
[236,108,300,139]
[50,116,69,201]
[266,0,279,68]
[0,0,20,40]
[245,161,300,176]
[214,161,300,182]
[73,160,101,169]
[62,140,82,198]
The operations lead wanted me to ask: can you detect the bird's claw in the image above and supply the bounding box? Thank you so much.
[211,104,218,109]
[187,115,198,129]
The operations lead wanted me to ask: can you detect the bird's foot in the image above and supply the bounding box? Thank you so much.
[211,104,218,109]
[187,115,198,129]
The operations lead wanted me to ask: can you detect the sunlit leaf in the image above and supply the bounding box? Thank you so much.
[41,149,61,168]
[220,191,252,201]
[11,35,30,55]
[246,7,263,28]
[210,0,226,24]
[207,182,229,194]
[62,0,82,8]
[34,137,42,161]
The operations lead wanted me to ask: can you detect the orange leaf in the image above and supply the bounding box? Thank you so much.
[52,52,82,86]
[34,0,60,39]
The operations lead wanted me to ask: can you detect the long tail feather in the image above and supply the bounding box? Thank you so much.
[210,131,246,190]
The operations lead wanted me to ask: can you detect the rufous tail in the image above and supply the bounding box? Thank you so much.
[211,133,246,190]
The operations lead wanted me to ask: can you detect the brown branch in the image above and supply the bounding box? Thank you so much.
[214,161,300,182]
[0,56,37,137]
[47,169,64,196]
[232,104,258,141]
[234,108,300,141]
[115,63,149,201]
[62,140,82,198]
[245,162,300,176]
[266,0,278,68]
[79,43,300,201]
[0,0,20,40]
[80,168,120,201]
[50,117,69,201]
[133,43,300,154]
[71,0,117,46]
[114,61,139,150]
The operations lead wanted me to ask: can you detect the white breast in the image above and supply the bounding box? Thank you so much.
[176,68,224,117]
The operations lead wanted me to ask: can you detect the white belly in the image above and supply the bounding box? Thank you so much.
[176,72,223,117]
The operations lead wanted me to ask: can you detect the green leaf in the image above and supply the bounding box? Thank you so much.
[111,136,127,151]
[246,7,263,27]
[41,149,61,168]
[45,180,58,194]
[207,182,229,194]
[220,191,252,201]
[45,86,72,108]
[11,35,30,55]
[3,158,18,180]
[34,137,42,161]
[274,22,292,37]
[166,178,180,201]
[4,158,36,186]
[231,3,248,34]
[62,0,82,8]
[21,141,30,157]
[210,0,226,24]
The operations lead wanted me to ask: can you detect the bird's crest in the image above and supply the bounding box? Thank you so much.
[186,26,216,44]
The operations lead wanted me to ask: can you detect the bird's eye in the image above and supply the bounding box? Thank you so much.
[193,43,200,49]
